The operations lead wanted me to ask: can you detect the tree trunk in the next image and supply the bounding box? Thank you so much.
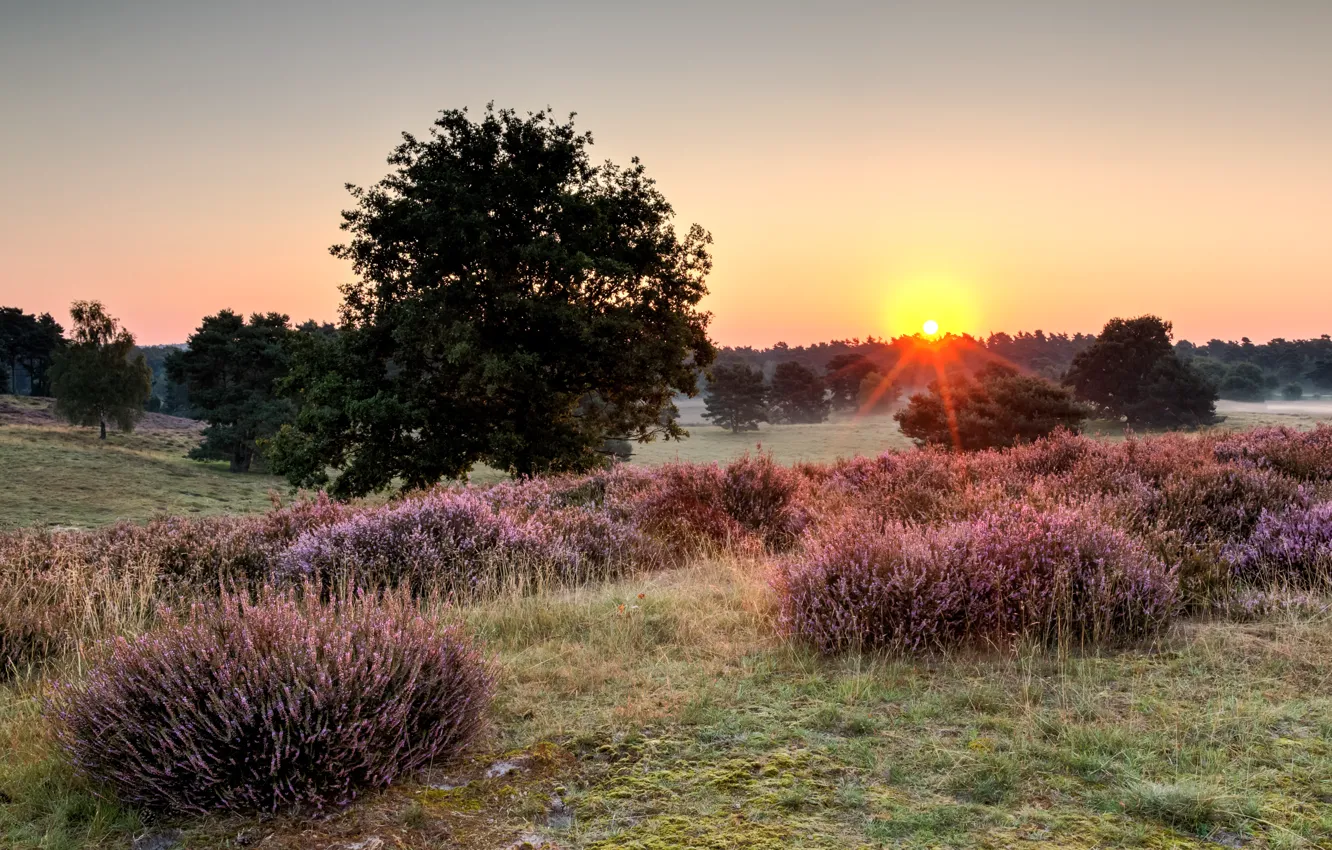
[230,443,252,474]
[99,416,106,440]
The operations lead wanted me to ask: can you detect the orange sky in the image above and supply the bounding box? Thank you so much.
[2,2,1330,347]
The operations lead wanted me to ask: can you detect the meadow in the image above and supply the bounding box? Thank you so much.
[3,410,1332,849]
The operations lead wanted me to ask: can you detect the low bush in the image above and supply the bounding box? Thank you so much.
[1147,464,1308,544]
[1214,425,1332,482]
[773,505,1176,653]
[721,452,808,548]
[48,588,493,815]
[278,491,579,597]
[1225,502,1332,587]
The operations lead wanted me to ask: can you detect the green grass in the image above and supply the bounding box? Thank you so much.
[6,561,1329,849]
[1,397,285,530]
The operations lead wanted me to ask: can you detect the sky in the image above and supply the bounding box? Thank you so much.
[2,1,1330,347]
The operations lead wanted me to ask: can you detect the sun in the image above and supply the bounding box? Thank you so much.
[922,319,939,336]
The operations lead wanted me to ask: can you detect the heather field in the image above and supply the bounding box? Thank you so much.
[3,425,1332,848]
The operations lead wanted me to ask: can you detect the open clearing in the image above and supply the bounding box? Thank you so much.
[0,397,284,530]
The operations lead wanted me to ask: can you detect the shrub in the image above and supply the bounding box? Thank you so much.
[1213,425,1332,482]
[1148,464,1309,544]
[1225,502,1332,587]
[48,588,493,814]
[773,505,1176,653]
[721,452,808,547]
[278,491,578,597]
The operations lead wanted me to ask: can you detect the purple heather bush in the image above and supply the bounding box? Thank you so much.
[1225,501,1332,587]
[773,505,1177,654]
[1214,425,1332,482]
[48,588,493,815]
[278,490,581,597]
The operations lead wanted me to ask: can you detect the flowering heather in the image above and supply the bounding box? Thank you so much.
[627,462,742,549]
[1214,425,1332,482]
[278,490,582,597]
[721,452,808,548]
[47,588,493,815]
[1148,464,1309,544]
[1225,502,1332,587]
[773,505,1177,654]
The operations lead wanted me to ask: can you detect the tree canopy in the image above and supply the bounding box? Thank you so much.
[769,361,829,424]
[895,363,1087,450]
[167,311,296,472]
[0,307,65,395]
[267,106,715,496]
[1064,316,1218,429]
[824,353,876,410]
[703,363,768,433]
[49,301,151,439]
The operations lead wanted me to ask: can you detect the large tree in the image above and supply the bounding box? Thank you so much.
[1064,316,1218,428]
[769,361,830,424]
[167,311,296,473]
[268,106,715,496]
[703,363,768,432]
[49,302,151,439]
[896,363,1087,450]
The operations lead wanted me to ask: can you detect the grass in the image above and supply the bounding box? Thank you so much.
[4,559,1330,849]
[1,396,286,530]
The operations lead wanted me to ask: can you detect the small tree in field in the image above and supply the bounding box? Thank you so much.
[49,302,151,439]
[769,361,829,424]
[167,311,296,473]
[704,363,768,432]
[896,363,1087,450]
[1064,316,1217,428]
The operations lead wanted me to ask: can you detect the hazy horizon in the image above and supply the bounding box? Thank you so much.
[3,1,1330,347]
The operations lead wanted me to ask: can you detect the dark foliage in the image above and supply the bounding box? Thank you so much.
[0,307,64,395]
[1064,316,1218,428]
[48,302,151,439]
[895,363,1086,450]
[824,353,876,409]
[769,360,830,423]
[48,589,493,815]
[1217,362,1271,402]
[703,362,768,432]
[167,311,296,472]
[267,106,714,496]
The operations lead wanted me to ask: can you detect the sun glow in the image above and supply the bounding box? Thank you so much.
[883,271,984,339]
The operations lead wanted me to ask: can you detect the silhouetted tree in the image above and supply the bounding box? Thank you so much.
[856,371,901,414]
[167,311,296,472]
[0,308,65,395]
[896,363,1087,450]
[825,353,876,410]
[704,363,768,432]
[1307,359,1332,391]
[1281,383,1304,401]
[49,302,151,439]
[1064,316,1218,428]
[267,106,714,496]
[769,361,829,423]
